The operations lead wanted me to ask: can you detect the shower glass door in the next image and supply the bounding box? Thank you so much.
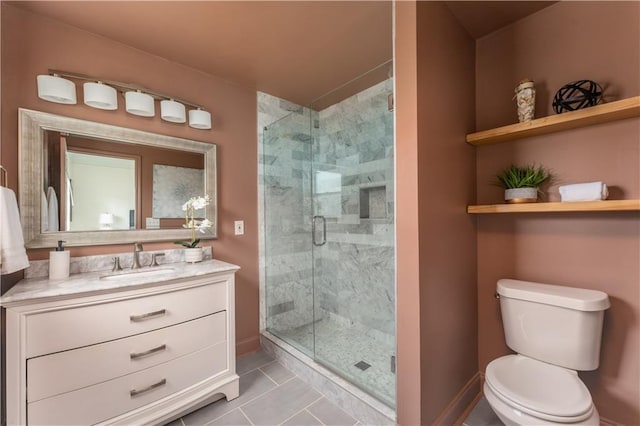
[310,78,396,407]
[263,76,396,407]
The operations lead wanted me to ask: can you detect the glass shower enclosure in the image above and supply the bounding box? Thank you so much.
[262,77,396,407]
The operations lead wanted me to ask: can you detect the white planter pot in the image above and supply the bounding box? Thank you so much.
[505,187,538,204]
[184,247,203,263]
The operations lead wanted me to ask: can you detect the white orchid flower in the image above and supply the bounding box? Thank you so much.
[176,194,212,248]
[192,195,211,210]
[196,218,213,233]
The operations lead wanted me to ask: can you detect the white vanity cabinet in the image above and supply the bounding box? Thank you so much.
[3,263,240,425]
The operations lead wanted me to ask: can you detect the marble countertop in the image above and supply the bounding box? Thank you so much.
[1,259,240,306]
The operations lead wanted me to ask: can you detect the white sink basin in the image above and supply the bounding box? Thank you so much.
[100,268,176,281]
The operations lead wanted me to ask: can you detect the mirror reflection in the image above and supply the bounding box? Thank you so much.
[62,152,135,231]
[44,131,205,233]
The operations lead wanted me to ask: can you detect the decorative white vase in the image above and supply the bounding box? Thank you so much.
[505,187,538,204]
[184,247,203,263]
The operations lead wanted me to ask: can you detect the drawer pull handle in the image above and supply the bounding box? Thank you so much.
[130,344,167,360]
[130,378,166,398]
[130,309,166,322]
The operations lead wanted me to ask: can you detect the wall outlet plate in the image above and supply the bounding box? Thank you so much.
[234,220,244,235]
[146,217,160,229]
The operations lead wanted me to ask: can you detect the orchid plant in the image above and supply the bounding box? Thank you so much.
[174,195,212,248]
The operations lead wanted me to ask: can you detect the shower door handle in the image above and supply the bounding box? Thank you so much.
[312,215,327,246]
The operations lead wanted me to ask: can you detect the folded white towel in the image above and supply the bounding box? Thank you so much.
[0,187,30,274]
[559,181,609,202]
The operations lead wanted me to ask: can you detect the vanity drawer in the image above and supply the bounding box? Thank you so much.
[25,281,226,357]
[28,311,226,402]
[28,341,228,426]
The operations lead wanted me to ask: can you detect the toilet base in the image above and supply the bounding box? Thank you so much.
[483,382,599,426]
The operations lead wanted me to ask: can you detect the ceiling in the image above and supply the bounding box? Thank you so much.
[445,1,556,39]
[10,1,555,106]
[11,1,392,107]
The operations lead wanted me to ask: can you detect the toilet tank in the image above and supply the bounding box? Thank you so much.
[497,279,610,371]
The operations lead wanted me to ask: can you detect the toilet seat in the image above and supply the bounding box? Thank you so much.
[486,355,594,423]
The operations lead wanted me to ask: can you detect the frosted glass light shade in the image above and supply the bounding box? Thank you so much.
[37,75,77,104]
[188,109,212,129]
[125,91,155,117]
[83,82,118,110]
[161,99,186,123]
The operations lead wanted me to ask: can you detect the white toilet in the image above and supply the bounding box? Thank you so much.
[484,279,610,426]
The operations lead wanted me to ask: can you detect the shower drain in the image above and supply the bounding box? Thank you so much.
[354,361,371,371]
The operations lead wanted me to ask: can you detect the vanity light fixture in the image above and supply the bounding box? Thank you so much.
[160,99,186,123]
[83,81,118,110]
[36,74,77,104]
[188,108,212,129]
[125,90,155,117]
[35,70,213,129]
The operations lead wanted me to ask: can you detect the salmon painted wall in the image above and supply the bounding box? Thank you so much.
[0,4,261,354]
[394,2,422,424]
[416,2,477,423]
[475,2,640,424]
[394,2,477,423]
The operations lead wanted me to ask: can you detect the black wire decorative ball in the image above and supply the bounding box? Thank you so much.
[552,80,603,114]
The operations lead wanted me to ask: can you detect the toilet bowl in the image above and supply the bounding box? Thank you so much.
[484,279,610,426]
[484,355,599,425]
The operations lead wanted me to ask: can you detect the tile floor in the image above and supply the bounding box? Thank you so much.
[462,397,504,426]
[166,350,361,426]
[165,349,502,426]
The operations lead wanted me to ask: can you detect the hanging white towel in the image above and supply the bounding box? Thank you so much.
[66,176,74,231]
[41,189,48,232]
[559,181,609,202]
[47,186,59,231]
[0,187,30,274]
[66,174,75,207]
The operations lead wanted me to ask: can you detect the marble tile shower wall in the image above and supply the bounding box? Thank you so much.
[257,92,296,333]
[258,93,316,337]
[258,78,395,346]
[314,79,395,341]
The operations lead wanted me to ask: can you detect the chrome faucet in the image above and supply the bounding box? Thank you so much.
[132,242,144,269]
[112,256,123,272]
[150,252,165,267]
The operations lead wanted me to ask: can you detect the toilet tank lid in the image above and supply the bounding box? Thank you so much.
[497,279,610,311]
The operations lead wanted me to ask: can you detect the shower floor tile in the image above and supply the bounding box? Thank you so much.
[276,319,396,407]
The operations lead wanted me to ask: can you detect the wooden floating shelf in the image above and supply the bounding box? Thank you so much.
[467,96,640,146]
[467,199,640,214]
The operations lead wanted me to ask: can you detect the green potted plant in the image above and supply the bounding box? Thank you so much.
[174,194,212,262]
[495,164,551,203]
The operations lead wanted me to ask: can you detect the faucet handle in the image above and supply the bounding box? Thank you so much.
[150,253,165,267]
[112,256,122,272]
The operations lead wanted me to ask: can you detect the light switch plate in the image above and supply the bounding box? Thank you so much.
[234,220,244,235]
[146,217,160,229]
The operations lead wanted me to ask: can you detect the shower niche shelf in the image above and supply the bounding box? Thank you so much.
[360,185,387,219]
